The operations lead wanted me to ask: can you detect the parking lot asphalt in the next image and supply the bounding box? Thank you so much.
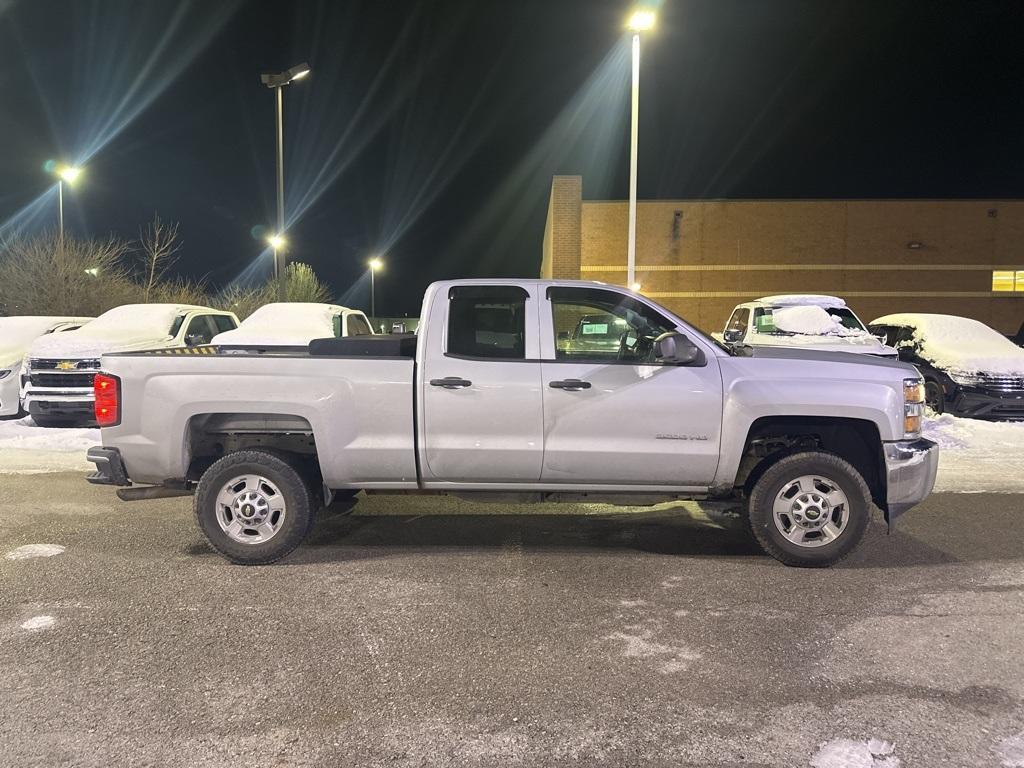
[1,473,1022,767]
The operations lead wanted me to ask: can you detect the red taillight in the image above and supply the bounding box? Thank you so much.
[94,373,120,427]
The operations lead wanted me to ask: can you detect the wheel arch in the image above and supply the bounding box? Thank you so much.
[734,416,886,511]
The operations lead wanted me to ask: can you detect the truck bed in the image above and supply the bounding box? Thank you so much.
[101,346,418,488]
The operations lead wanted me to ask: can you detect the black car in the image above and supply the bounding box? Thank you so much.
[1009,321,1024,348]
[870,314,1024,421]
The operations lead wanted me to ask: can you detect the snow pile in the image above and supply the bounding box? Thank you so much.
[873,313,1024,375]
[212,303,344,346]
[0,417,98,474]
[758,294,847,309]
[923,413,1024,493]
[5,543,65,560]
[28,304,189,358]
[810,738,899,768]
[772,306,867,337]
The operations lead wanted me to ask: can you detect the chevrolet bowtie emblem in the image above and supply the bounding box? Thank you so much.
[56,361,76,371]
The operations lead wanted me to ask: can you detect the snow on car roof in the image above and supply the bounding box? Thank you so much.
[0,316,92,348]
[211,303,350,346]
[756,294,847,308]
[871,313,1024,375]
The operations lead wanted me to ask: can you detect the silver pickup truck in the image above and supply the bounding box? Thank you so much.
[86,279,938,568]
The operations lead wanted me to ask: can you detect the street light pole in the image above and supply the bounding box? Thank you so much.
[260,62,311,301]
[58,179,64,246]
[627,31,640,290]
[274,84,285,299]
[625,8,655,292]
[368,257,383,319]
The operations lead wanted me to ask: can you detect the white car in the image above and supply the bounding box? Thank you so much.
[0,316,93,417]
[24,304,238,427]
[210,303,375,347]
[721,295,898,358]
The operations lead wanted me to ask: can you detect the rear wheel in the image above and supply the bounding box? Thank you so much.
[194,449,319,564]
[747,451,871,567]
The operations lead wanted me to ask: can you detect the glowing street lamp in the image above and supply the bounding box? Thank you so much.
[260,62,311,300]
[52,164,83,243]
[368,257,383,318]
[625,7,656,290]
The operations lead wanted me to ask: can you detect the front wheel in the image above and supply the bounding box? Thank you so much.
[747,452,871,567]
[194,449,319,565]
[925,380,945,414]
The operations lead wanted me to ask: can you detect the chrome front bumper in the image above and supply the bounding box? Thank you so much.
[884,437,939,524]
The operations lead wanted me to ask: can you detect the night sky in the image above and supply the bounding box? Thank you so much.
[1,0,1022,315]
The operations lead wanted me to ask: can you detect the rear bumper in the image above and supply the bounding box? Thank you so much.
[86,446,131,486]
[883,438,939,523]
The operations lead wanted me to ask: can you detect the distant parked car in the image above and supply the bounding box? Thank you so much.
[870,313,1024,420]
[0,316,93,418]
[210,303,374,347]
[24,304,238,427]
[721,295,898,358]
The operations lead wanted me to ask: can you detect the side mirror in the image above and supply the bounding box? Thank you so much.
[184,334,205,347]
[654,332,705,366]
[723,329,743,344]
[557,331,570,341]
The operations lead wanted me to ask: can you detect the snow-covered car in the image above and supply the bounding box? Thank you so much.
[721,295,898,358]
[0,316,93,418]
[23,304,238,427]
[870,313,1024,421]
[210,304,375,347]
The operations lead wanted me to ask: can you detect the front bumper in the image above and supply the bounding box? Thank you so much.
[86,446,131,486]
[947,387,1024,421]
[884,437,939,524]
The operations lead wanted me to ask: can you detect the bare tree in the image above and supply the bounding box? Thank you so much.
[138,214,182,302]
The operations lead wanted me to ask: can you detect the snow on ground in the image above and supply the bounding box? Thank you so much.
[923,413,1024,493]
[0,417,98,474]
[810,738,899,768]
[20,615,55,631]
[5,543,65,560]
[995,733,1024,767]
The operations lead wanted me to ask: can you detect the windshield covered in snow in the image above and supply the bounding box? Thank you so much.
[752,306,867,336]
[0,317,66,348]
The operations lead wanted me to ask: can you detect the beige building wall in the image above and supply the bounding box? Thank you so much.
[545,177,1024,334]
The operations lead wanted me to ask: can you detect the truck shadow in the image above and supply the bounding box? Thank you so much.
[282,501,965,569]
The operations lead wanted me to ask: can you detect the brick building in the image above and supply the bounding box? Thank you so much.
[541,175,1024,335]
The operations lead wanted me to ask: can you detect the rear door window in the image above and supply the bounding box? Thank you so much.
[447,286,527,360]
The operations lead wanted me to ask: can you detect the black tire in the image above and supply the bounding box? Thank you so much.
[925,380,944,415]
[747,451,871,568]
[194,449,319,565]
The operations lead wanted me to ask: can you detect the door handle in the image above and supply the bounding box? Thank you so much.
[548,379,592,391]
[430,377,472,389]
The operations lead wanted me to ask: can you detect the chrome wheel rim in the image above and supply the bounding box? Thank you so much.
[215,475,287,544]
[772,474,849,548]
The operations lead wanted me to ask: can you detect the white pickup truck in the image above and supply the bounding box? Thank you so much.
[86,280,938,568]
[24,304,238,427]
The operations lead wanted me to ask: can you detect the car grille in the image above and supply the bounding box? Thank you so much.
[29,358,101,371]
[979,375,1024,392]
[30,373,96,389]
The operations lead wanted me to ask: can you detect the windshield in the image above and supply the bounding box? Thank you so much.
[753,306,866,336]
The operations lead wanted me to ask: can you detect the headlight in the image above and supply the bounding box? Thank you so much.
[903,377,925,435]
[948,370,985,387]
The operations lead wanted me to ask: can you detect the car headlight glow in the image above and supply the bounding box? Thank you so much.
[903,377,924,435]
[947,370,985,387]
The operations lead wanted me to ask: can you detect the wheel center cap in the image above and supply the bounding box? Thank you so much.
[241,504,255,518]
